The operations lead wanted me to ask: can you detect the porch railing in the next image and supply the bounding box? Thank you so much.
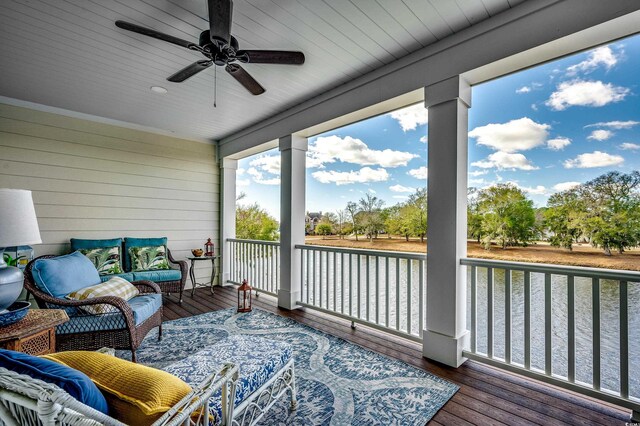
[295,244,427,342]
[227,238,280,296]
[461,257,640,417]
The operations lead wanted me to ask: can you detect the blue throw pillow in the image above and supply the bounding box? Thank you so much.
[0,349,109,415]
[31,251,101,298]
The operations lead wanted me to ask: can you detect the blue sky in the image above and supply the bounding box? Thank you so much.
[238,34,640,220]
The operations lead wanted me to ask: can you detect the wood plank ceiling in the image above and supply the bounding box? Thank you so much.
[0,0,525,141]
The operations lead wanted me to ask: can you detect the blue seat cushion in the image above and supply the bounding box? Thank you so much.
[123,237,167,271]
[57,293,162,334]
[99,273,135,283]
[0,349,109,415]
[32,251,101,298]
[70,238,122,251]
[163,335,292,423]
[132,269,181,282]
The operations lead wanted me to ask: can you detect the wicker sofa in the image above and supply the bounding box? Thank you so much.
[70,237,189,303]
[24,253,163,362]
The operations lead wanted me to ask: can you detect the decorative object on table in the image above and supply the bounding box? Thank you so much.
[237,279,252,313]
[0,189,41,313]
[188,255,219,297]
[204,238,214,257]
[191,248,204,257]
[0,309,68,355]
[3,246,34,270]
[0,301,30,327]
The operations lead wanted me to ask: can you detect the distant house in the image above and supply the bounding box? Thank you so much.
[305,211,322,234]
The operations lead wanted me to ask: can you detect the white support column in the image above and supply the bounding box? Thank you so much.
[423,76,471,367]
[220,158,238,286]
[278,134,308,309]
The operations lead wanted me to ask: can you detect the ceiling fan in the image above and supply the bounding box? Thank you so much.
[115,0,305,96]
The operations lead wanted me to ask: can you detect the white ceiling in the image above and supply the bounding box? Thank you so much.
[0,0,525,141]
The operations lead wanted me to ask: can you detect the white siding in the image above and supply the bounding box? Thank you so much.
[0,103,219,288]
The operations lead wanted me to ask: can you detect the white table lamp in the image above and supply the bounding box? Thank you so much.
[0,189,42,311]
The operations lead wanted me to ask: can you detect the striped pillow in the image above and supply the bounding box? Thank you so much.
[66,277,139,315]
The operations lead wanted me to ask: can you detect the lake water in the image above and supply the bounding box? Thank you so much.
[245,250,640,399]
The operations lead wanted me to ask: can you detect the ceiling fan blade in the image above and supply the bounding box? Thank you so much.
[208,0,233,46]
[115,21,197,50]
[225,64,265,95]
[168,60,213,82]
[236,50,305,65]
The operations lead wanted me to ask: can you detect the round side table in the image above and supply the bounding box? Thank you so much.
[188,255,220,297]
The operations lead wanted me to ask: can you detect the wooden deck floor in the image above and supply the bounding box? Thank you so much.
[162,286,631,425]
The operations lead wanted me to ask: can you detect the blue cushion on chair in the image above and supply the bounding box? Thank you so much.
[70,238,122,251]
[0,349,109,415]
[132,269,181,283]
[31,251,101,298]
[123,237,168,272]
[100,273,135,283]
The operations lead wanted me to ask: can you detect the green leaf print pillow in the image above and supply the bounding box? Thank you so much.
[129,245,170,272]
[79,247,124,275]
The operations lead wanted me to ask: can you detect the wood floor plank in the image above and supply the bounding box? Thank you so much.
[161,286,631,425]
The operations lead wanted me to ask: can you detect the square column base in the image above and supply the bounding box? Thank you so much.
[422,329,469,367]
[278,289,302,310]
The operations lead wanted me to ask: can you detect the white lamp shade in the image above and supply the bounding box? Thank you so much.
[0,189,42,247]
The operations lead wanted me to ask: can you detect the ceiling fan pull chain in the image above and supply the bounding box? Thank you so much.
[213,66,217,108]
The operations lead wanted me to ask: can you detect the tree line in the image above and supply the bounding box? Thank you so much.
[236,171,640,255]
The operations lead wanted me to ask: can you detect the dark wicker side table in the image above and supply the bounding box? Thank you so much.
[0,309,69,355]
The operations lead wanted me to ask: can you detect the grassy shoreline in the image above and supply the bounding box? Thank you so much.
[304,235,640,272]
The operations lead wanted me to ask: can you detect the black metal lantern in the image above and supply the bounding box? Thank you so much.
[237,279,252,313]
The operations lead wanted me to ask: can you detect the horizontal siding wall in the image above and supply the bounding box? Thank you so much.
[0,103,219,289]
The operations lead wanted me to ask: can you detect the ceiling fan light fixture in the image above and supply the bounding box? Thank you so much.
[150,86,168,94]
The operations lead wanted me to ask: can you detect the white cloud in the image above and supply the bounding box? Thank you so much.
[531,103,539,111]
[566,46,619,76]
[312,167,389,185]
[307,135,417,168]
[469,170,488,177]
[619,142,640,151]
[237,179,250,187]
[250,155,280,174]
[389,184,415,193]
[237,168,245,176]
[564,151,624,168]
[587,129,614,141]
[419,136,428,143]
[547,137,571,150]
[520,184,547,195]
[468,118,550,153]
[553,181,581,192]
[247,155,281,185]
[585,120,639,129]
[471,151,539,170]
[247,167,281,185]
[368,188,377,194]
[388,104,428,132]
[516,86,531,94]
[546,79,629,111]
[407,166,428,180]
[469,178,486,185]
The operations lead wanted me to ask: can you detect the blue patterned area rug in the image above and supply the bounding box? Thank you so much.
[119,308,458,425]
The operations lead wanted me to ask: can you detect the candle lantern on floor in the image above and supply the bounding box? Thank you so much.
[237,279,252,313]
[204,238,214,257]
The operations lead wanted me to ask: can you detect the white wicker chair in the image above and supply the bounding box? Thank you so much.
[0,363,238,426]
